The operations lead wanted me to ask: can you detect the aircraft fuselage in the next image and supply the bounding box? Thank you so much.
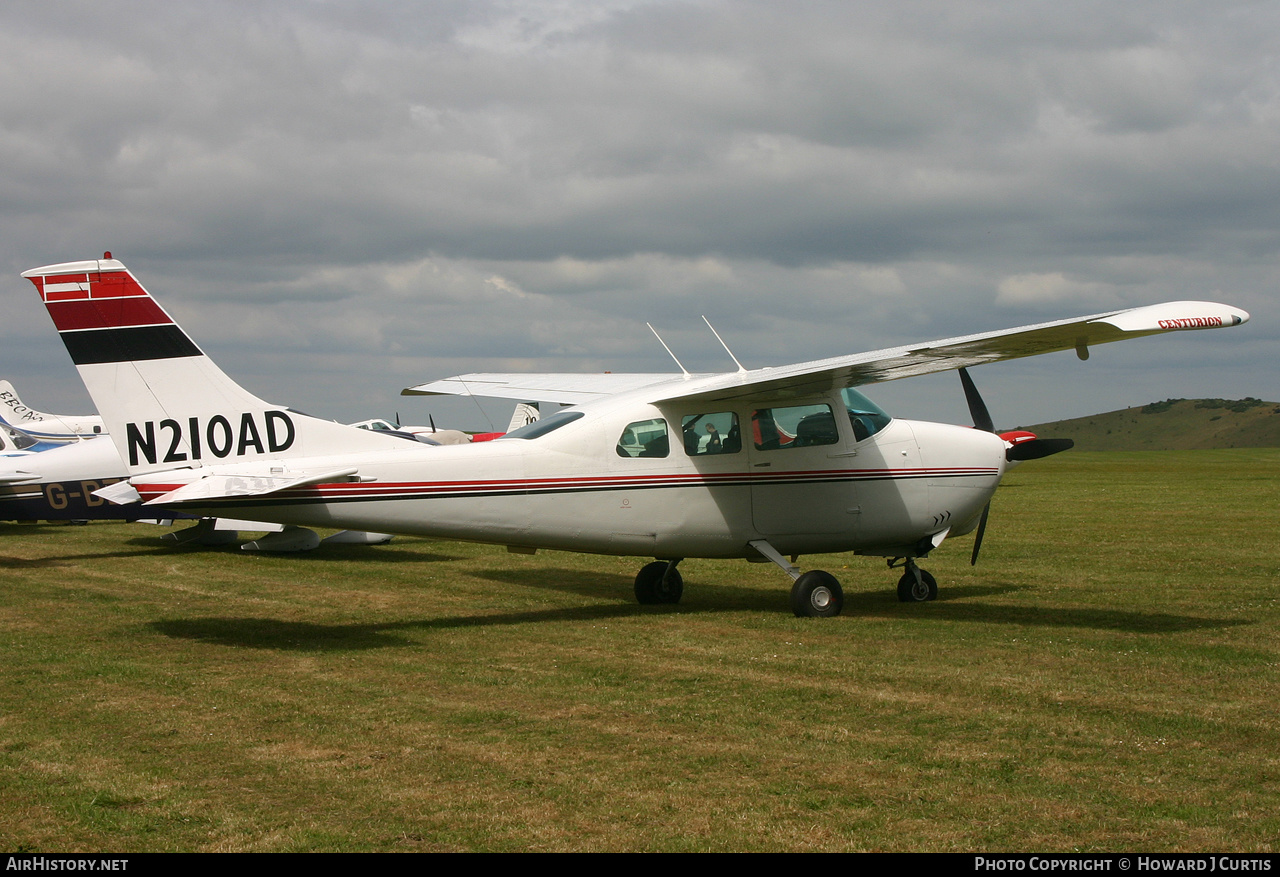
[126,388,1007,561]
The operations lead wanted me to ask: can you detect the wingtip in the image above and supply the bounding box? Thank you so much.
[1093,301,1252,333]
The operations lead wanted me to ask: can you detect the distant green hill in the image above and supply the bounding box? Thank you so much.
[1013,398,1280,451]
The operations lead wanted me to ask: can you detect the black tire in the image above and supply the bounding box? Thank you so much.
[897,569,938,602]
[791,570,844,618]
[634,561,684,604]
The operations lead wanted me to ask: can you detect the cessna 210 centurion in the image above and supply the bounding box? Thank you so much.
[20,255,1249,616]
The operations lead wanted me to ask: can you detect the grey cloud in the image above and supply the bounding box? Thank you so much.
[1,0,1275,426]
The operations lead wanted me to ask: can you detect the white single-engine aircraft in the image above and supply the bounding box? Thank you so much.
[20,255,1249,616]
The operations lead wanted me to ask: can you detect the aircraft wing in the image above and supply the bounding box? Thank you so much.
[655,300,1251,405]
[406,301,1249,407]
[402,372,692,405]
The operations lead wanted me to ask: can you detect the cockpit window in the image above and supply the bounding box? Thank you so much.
[841,387,892,441]
[753,404,839,450]
[1,428,36,451]
[501,409,584,440]
[616,418,669,457]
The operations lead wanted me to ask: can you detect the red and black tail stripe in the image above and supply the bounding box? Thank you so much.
[28,267,201,365]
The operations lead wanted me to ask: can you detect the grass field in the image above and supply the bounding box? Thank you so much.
[2,449,1278,852]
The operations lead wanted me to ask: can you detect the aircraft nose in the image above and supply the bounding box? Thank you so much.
[910,421,1006,530]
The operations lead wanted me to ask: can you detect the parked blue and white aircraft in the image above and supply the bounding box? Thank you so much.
[19,255,1249,615]
[0,380,105,442]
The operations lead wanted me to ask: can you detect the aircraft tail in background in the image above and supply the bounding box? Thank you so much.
[0,379,105,440]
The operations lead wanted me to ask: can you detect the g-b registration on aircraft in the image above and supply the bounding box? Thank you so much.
[19,256,1249,616]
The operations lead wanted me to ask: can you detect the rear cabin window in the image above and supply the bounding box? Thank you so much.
[752,404,839,451]
[616,418,669,458]
[680,412,741,456]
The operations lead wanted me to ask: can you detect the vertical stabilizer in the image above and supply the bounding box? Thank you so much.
[22,257,406,474]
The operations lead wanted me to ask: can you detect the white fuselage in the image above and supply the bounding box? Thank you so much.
[128,387,1008,561]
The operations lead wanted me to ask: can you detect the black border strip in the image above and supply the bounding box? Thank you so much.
[60,325,202,365]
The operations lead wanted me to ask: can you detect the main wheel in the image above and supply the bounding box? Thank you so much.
[897,568,938,602]
[634,561,684,604]
[791,570,844,618]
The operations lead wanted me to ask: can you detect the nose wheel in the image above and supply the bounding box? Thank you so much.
[893,559,938,602]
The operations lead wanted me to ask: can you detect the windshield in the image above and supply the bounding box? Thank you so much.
[1,427,37,450]
[841,387,892,441]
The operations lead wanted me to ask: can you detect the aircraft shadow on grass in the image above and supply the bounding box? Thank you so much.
[838,587,1246,634]
[149,602,666,651]
[147,569,1244,651]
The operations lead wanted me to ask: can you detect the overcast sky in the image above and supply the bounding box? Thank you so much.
[2,0,1275,432]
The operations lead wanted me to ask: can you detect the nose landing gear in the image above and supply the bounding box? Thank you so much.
[891,557,938,602]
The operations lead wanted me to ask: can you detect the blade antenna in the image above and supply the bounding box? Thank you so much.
[647,323,690,376]
[703,316,747,373]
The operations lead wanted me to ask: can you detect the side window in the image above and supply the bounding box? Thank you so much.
[680,412,741,456]
[753,404,839,450]
[616,418,669,458]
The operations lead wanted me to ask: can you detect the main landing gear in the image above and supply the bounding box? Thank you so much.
[634,560,684,604]
[629,547,939,617]
[790,570,844,617]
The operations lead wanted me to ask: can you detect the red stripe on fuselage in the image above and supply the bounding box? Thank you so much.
[131,466,1000,505]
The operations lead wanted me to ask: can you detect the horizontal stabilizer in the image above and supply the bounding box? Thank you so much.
[94,480,142,505]
[214,518,285,532]
[143,466,359,505]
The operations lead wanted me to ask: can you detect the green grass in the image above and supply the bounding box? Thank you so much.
[1018,397,1280,450]
[2,449,1278,851]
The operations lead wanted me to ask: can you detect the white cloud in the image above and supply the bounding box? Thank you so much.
[995,272,1121,308]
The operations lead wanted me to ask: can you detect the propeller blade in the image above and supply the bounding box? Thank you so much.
[970,502,990,566]
[1006,437,1075,462]
[958,368,995,433]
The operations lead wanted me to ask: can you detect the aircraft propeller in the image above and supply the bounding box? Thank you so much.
[958,367,1073,565]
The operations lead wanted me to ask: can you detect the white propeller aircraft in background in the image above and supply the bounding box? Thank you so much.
[19,255,1249,616]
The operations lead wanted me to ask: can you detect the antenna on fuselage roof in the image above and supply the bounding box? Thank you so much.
[647,323,690,377]
[702,316,747,373]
